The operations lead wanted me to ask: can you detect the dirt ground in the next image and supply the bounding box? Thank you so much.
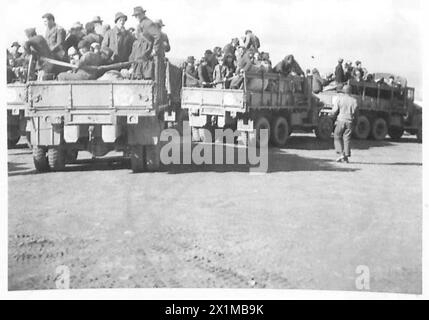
[7,133,422,293]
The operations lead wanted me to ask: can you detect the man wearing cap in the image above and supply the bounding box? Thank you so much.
[132,6,161,56]
[83,22,103,45]
[101,12,134,63]
[91,16,104,36]
[42,13,66,60]
[183,56,199,87]
[329,84,358,163]
[335,58,345,84]
[58,40,103,81]
[154,19,170,58]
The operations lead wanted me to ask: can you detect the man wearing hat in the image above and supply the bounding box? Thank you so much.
[129,7,162,80]
[101,12,134,63]
[154,19,170,58]
[183,56,199,88]
[335,58,345,84]
[42,13,66,60]
[91,16,104,36]
[329,84,358,163]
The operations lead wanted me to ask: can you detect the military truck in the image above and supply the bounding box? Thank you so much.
[7,60,182,173]
[181,71,333,147]
[6,83,29,148]
[315,78,422,142]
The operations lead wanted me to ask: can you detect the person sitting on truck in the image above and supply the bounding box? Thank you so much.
[312,68,330,94]
[260,52,272,72]
[23,28,58,80]
[57,40,103,81]
[223,38,240,58]
[183,56,199,88]
[243,30,261,53]
[273,55,304,77]
[229,47,254,89]
[197,57,214,88]
[83,22,103,46]
[63,22,86,53]
[344,61,353,81]
[212,53,235,89]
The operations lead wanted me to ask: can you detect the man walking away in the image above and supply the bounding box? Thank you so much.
[330,85,358,163]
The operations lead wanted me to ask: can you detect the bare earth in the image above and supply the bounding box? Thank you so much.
[8,133,422,293]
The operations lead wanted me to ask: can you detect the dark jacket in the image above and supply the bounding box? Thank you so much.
[223,43,236,58]
[101,26,134,63]
[236,52,253,73]
[159,32,170,58]
[45,24,66,57]
[184,64,199,87]
[335,63,345,83]
[274,55,304,77]
[24,35,55,72]
[312,72,329,94]
[83,32,103,45]
[198,64,213,87]
[136,17,162,56]
[129,37,154,79]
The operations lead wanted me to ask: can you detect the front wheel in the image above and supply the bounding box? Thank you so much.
[353,115,371,140]
[371,118,388,141]
[271,116,289,147]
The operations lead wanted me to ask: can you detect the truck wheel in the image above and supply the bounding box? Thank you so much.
[191,127,201,142]
[198,127,215,143]
[145,145,161,172]
[48,147,66,171]
[371,118,388,141]
[33,147,49,172]
[354,115,371,140]
[388,127,404,141]
[7,136,21,148]
[271,116,289,147]
[130,145,145,173]
[416,114,422,143]
[255,116,271,147]
[315,116,333,141]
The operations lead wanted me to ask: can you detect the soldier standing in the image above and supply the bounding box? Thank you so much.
[101,12,134,63]
[329,85,358,163]
[42,13,66,60]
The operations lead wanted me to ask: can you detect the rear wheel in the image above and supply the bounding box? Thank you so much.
[388,126,404,141]
[271,116,289,147]
[254,116,271,147]
[33,147,49,172]
[315,116,334,141]
[354,115,371,140]
[371,118,388,141]
[48,147,66,171]
[130,145,145,173]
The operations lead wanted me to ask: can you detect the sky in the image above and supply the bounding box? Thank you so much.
[2,0,423,96]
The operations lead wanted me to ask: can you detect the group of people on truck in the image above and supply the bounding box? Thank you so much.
[183,30,306,90]
[6,7,170,83]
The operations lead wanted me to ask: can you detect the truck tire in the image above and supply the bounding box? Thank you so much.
[315,116,333,141]
[354,115,371,140]
[145,145,161,172]
[198,127,215,143]
[33,147,49,172]
[48,147,66,171]
[416,114,422,143]
[7,136,21,148]
[271,116,289,147]
[371,118,388,141]
[130,145,145,173]
[388,127,404,141]
[191,127,201,142]
[254,116,271,147]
